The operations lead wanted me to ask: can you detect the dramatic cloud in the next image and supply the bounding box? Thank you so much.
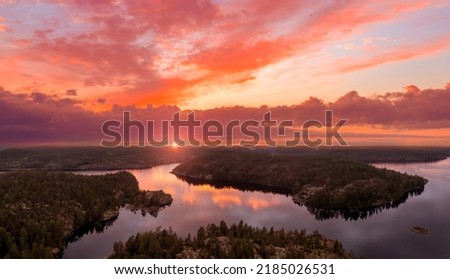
[0,87,100,145]
[1,1,449,146]
[1,85,449,146]
[0,0,448,108]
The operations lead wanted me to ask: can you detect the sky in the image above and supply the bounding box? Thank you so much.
[0,0,449,146]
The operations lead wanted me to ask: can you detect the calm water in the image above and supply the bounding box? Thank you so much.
[63,159,450,259]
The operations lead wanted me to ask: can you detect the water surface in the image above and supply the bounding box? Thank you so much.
[64,159,450,259]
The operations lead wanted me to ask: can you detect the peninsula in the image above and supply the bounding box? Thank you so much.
[109,220,351,259]
[0,170,172,258]
[172,150,427,209]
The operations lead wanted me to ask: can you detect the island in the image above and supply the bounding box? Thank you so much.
[109,220,351,259]
[172,150,428,209]
[0,170,172,259]
[409,226,430,236]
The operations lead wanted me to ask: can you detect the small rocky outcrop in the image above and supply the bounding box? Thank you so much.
[127,190,173,214]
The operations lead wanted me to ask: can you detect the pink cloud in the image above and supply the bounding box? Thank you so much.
[0,15,8,32]
[2,0,443,107]
[331,37,450,74]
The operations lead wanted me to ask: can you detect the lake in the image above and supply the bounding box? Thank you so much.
[63,159,450,259]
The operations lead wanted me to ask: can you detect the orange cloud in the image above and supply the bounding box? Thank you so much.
[188,39,291,73]
[1,84,449,146]
[404,85,421,93]
[1,0,441,109]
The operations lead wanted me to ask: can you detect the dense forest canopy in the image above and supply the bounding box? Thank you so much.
[0,171,171,259]
[109,220,350,259]
[172,150,427,209]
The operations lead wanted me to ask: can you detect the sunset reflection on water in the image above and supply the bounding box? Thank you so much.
[66,160,450,259]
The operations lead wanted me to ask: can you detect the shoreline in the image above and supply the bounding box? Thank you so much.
[1,156,448,172]
[172,171,426,211]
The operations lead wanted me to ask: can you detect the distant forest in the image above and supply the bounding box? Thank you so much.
[0,146,187,171]
[0,146,448,171]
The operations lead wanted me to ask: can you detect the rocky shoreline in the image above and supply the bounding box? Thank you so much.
[109,221,352,259]
[292,178,427,209]
[54,190,173,258]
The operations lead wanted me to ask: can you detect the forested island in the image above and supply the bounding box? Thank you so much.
[0,171,172,259]
[109,220,350,259]
[172,150,427,209]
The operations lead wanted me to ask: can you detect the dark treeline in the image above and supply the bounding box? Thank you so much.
[0,146,191,171]
[109,220,350,259]
[191,146,450,163]
[1,146,448,172]
[265,146,450,163]
[172,150,427,209]
[0,171,171,258]
[306,188,424,221]
[175,175,292,196]
[300,160,426,209]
